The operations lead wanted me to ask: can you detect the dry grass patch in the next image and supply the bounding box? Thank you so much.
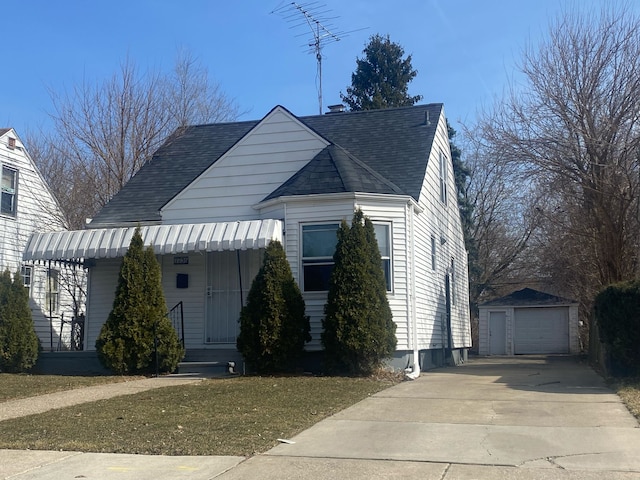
[614,378,640,420]
[0,375,397,456]
[0,374,140,402]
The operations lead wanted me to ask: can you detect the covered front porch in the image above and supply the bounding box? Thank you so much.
[24,220,283,372]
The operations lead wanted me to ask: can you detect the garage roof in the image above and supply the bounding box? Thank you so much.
[480,288,576,307]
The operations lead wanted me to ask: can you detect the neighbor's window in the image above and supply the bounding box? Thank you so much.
[302,223,339,291]
[439,150,448,204]
[21,265,32,289]
[1,166,17,216]
[374,223,392,292]
[46,269,60,313]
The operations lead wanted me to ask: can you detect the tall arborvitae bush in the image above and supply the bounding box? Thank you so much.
[0,270,39,372]
[322,210,396,375]
[96,227,184,374]
[237,240,310,373]
[594,279,640,376]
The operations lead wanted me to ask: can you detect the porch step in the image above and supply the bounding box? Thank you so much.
[177,361,233,377]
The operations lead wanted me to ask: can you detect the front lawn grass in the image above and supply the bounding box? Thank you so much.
[0,375,396,456]
[0,374,140,402]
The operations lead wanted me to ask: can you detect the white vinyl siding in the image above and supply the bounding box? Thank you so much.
[413,109,471,352]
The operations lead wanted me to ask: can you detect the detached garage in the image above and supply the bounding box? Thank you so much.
[478,288,580,356]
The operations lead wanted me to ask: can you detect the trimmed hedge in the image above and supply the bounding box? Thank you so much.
[594,279,640,376]
[237,240,310,373]
[0,270,39,372]
[96,227,184,374]
[322,210,396,375]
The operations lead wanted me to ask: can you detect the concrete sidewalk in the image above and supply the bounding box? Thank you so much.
[2,356,640,479]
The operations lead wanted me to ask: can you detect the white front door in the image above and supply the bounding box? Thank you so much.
[489,311,507,355]
[205,250,262,344]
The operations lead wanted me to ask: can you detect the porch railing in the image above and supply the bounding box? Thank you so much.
[168,301,185,347]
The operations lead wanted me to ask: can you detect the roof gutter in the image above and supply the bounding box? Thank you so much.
[255,192,423,213]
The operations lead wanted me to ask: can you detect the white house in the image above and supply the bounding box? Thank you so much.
[0,128,82,351]
[24,105,472,373]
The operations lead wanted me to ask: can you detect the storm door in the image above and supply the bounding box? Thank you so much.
[205,249,263,344]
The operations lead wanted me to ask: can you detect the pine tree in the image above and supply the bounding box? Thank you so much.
[0,270,39,372]
[341,34,422,111]
[96,227,183,374]
[322,210,396,375]
[237,240,310,373]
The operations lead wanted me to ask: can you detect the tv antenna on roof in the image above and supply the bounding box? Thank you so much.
[271,2,366,115]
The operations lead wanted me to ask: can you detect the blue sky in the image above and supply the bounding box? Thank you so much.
[1,0,627,137]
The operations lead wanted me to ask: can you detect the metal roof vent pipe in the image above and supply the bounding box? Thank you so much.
[326,104,345,114]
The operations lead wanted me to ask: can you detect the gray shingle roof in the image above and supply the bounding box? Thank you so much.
[89,104,441,227]
[264,144,404,200]
[480,288,576,307]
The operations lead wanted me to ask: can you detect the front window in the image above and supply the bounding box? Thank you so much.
[302,223,339,292]
[302,221,393,292]
[46,269,60,313]
[1,166,17,216]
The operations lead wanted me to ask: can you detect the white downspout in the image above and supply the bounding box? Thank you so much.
[405,201,420,380]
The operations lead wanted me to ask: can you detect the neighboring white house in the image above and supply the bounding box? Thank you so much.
[478,288,580,356]
[24,105,472,372]
[0,128,82,351]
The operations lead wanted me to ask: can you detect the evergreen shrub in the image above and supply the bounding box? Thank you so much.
[237,240,310,373]
[96,227,184,374]
[0,270,39,372]
[322,210,396,375]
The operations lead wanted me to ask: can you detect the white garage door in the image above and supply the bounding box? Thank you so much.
[514,307,569,354]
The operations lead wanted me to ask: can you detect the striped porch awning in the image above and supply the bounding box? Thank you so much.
[23,219,283,262]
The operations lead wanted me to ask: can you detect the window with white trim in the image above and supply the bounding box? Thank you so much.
[439,150,448,204]
[21,265,32,289]
[301,221,393,292]
[374,223,392,292]
[46,269,60,313]
[302,223,339,292]
[1,166,17,216]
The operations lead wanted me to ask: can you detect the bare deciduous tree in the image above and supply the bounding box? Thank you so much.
[461,125,541,308]
[476,4,640,310]
[29,50,240,230]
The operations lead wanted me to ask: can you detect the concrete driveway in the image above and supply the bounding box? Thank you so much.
[223,355,640,479]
